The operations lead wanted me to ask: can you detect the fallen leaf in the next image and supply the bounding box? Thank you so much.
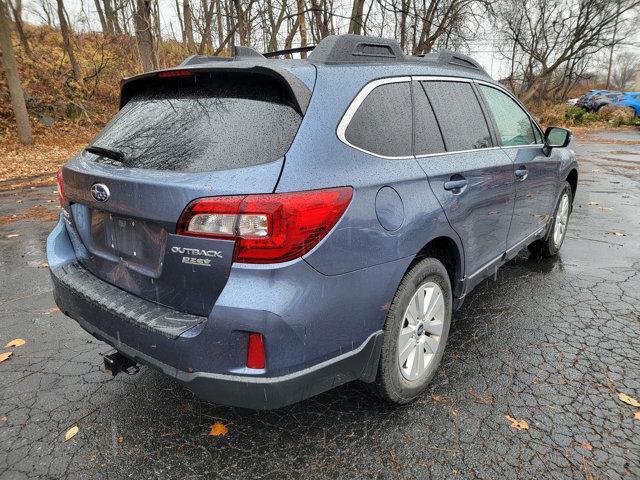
[5,339,26,348]
[6,234,19,238]
[618,392,640,408]
[208,422,229,437]
[505,415,529,431]
[580,442,593,451]
[468,388,493,405]
[64,425,79,441]
[634,412,640,420]
[39,262,49,268]
[45,307,60,314]
[0,352,13,363]
[609,231,626,237]
[0,416,7,422]
[117,436,124,443]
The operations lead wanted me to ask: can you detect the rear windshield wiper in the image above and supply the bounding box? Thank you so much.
[85,146,126,163]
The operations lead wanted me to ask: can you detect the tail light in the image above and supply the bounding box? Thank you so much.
[177,187,353,263]
[56,168,65,206]
[246,333,265,369]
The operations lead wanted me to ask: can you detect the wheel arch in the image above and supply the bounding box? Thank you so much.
[410,236,463,299]
[566,168,578,200]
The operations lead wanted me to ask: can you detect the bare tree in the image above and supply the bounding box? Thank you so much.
[93,0,108,32]
[0,0,33,144]
[296,0,307,56]
[496,0,640,102]
[134,0,157,71]
[183,0,196,51]
[612,51,640,90]
[55,0,82,81]
[348,0,365,34]
[7,0,30,55]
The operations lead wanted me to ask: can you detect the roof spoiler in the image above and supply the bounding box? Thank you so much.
[119,63,312,116]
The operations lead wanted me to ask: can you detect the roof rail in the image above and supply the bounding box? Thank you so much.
[308,35,405,64]
[416,49,483,71]
[264,45,316,58]
[180,46,265,66]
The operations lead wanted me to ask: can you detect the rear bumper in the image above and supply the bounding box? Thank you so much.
[47,214,403,409]
[69,313,382,409]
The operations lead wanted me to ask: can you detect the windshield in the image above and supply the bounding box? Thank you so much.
[89,73,302,173]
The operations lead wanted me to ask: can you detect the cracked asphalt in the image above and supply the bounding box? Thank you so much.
[1,130,639,479]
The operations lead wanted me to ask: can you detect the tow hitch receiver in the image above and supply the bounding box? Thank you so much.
[104,351,140,376]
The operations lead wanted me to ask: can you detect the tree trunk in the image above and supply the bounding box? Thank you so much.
[7,0,30,55]
[296,0,307,57]
[348,0,365,35]
[134,0,156,71]
[183,0,195,52]
[197,0,215,54]
[310,0,328,39]
[215,0,224,48]
[103,0,119,34]
[93,0,108,32]
[55,0,82,82]
[0,0,33,144]
[398,0,408,50]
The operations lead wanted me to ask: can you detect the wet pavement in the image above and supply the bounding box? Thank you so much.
[1,130,639,479]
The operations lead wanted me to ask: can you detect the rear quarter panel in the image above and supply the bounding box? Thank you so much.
[277,65,464,277]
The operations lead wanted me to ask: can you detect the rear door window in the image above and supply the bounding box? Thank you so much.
[479,85,536,146]
[344,81,412,157]
[421,81,492,151]
[89,73,302,173]
[413,82,446,156]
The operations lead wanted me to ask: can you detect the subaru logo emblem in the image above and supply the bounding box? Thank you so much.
[91,183,110,202]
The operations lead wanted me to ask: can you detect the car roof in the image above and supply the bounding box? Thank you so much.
[120,35,500,114]
[165,34,495,83]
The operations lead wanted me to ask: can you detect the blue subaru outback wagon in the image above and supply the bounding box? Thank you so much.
[47,35,578,409]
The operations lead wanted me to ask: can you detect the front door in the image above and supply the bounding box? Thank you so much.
[476,84,559,248]
[413,79,516,278]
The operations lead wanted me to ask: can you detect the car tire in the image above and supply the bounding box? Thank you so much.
[529,181,573,258]
[376,257,452,404]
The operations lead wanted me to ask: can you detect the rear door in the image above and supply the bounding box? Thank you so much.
[61,70,307,316]
[477,84,558,250]
[413,79,516,280]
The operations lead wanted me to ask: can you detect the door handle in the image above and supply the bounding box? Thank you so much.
[443,178,468,191]
[515,167,528,181]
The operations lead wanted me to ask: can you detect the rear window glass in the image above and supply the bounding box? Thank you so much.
[421,81,492,151]
[344,81,412,157]
[413,82,446,156]
[89,74,302,172]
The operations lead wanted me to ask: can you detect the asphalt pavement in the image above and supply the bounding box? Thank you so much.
[1,130,639,479]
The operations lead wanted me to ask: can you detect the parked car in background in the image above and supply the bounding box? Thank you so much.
[566,98,579,106]
[47,35,578,409]
[615,92,640,116]
[588,91,623,111]
[576,89,608,109]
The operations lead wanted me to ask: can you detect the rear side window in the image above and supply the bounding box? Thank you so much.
[479,85,536,146]
[89,73,302,172]
[344,81,412,157]
[421,81,492,151]
[413,82,446,156]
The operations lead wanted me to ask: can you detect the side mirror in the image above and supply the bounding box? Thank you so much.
[543,126,571,156]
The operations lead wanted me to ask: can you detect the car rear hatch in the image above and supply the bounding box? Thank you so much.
[60,66,312,317]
